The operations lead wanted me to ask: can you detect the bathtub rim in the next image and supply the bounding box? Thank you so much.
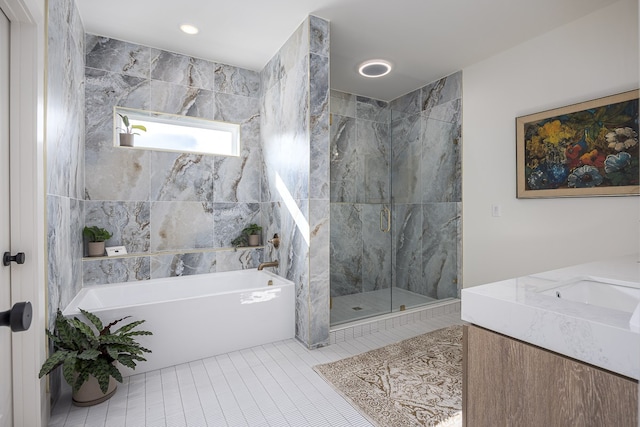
[63,269,294,316]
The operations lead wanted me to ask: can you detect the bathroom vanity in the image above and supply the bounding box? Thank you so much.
[461,255,640,426]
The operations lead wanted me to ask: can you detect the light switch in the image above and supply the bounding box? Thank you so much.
[491,204,502,217]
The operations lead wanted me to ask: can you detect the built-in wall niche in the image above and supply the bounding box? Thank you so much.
[114,107,241,157]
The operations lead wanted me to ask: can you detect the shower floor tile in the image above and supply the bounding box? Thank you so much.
[330,287,437,326]
[48,311,462,427]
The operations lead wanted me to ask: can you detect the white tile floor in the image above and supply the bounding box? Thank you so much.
[49,311,462,427]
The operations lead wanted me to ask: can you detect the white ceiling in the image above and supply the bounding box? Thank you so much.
[77,0,618,101]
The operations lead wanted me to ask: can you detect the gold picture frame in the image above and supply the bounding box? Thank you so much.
[516,90,639,198]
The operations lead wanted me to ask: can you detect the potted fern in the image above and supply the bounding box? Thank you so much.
[117,113,147,147]
[242,223,262,246]
[83,226,112,257]
[39,309,152,406]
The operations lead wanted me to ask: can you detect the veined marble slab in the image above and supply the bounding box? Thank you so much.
[462,254,640,380]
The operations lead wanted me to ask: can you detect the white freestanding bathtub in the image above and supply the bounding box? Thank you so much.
[63,269,295,375]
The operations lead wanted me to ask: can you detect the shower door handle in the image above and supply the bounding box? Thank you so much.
[385,207,391,232]
[380,207,391,233]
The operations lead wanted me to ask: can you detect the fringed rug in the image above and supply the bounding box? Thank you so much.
[314,325,462,427]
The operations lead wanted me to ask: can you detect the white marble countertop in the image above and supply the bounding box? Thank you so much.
[461,254,640,380]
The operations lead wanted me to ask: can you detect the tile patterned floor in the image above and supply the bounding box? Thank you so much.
[49,311,462,427]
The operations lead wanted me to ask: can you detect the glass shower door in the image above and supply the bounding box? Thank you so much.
[329,92,393,326]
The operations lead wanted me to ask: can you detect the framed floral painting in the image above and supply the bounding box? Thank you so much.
[516,90,639,198]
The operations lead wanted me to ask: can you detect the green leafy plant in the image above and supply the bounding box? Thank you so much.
[83,226,112,242]
[231,224,262,247]
[242,223,262,236]
[231,235,248,248]
[38,309,152,393]
[117,113,147,135]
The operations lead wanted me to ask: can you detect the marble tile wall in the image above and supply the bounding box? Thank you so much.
[329,71,462,307]
[329,91,392,297]
[83,34,264,283]
[390,71,462,299]
[261,16,330,348]
[307,16,331,349]
[46,0,85,406]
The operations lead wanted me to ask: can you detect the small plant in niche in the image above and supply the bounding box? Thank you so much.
[83,226,112,257]
[231,235,248,248]
[242,223,263,247]
[83,226,112,242]
[39,308,152,406]
[117,113,147,147]
[117,113,147,135]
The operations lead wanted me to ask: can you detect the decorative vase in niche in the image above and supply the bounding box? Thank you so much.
[248,234,260,247]
[87,241,105,257]
[119,133,134,147]
[72,373,117,407]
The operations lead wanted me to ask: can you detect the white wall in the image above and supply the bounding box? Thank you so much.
[462,0,639,286]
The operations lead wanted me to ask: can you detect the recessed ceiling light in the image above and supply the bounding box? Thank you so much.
[358,59,392,78]
[180,24,199,35]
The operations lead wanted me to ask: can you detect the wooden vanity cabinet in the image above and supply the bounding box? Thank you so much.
[463,325,638,427]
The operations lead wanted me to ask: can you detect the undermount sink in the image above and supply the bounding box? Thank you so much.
[538,277,640,314]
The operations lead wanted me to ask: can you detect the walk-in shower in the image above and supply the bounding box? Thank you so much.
[329,72,462,326]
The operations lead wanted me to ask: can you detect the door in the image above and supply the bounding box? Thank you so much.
[0,8,12,427]
[329,108,394,326]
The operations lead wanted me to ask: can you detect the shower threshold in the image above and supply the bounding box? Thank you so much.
[330,287,450,327]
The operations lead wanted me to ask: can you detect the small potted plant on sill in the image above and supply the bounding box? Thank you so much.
[117,113,147,147]
[83,226,112,257]
[242,223,263,247]
[39,309,152,406]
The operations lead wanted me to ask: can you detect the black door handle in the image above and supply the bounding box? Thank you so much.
[0,301,32,332]
[3,251,25,266]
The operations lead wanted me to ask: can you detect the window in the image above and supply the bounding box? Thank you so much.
[114,107,240,157]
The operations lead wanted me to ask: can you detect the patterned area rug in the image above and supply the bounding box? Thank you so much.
[314,325,462,427]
